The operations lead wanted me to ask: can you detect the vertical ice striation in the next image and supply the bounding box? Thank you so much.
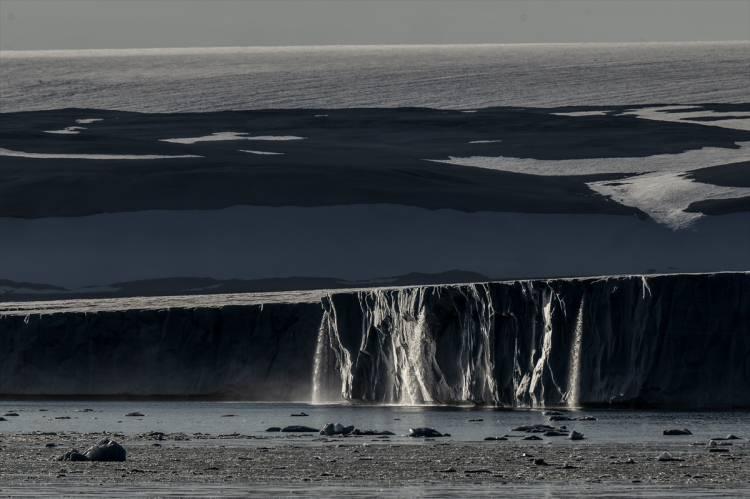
[310,284,501,405]
[456,283,497,403]
[527,289,566,407]
[356,286,452,404]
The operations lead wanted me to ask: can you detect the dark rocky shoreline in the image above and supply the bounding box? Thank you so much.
[0,431,748,496]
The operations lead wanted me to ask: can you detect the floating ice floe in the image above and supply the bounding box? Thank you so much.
[239,149,285,156]
[44,126,87,135]
[587,171,750,230]
[0,147,201,160]
[621,105,750,131]
[160,132,305,144]
[75,118,103,124]
[430,141,750,176]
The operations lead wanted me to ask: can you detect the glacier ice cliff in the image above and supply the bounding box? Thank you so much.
[0,272,748,409]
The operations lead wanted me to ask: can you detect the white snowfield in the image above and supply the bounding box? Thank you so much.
[432,141,750,177]
[433,140,750,230]
[622,106,750,132]
[160,132,305,144]
[588,172,750,230]
[0,147,201,160]
[1,205,748,290]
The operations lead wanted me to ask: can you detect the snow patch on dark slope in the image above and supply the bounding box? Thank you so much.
[1,106,749,295]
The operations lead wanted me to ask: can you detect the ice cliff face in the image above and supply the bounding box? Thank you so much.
[1,272,748,409]
[313,273,750,409]
[0,302,322,401]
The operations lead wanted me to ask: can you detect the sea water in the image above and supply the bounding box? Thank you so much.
[1,401,748,445]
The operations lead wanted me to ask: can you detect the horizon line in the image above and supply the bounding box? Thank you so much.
[2,40,749,58]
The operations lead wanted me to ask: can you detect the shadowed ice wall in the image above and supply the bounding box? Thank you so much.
[1,273,747,409]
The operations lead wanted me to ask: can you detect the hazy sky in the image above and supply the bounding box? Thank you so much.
[1,0,749,50]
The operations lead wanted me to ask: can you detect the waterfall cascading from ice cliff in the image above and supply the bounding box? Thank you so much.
[311,296,352,403]
[1,272,748,409]
[567,297,585,408]
[310,282,581,406]
[312,284,501,404]
[306,273,750,408]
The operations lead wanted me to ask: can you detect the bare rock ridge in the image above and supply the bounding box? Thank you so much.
[0,272,747,409]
